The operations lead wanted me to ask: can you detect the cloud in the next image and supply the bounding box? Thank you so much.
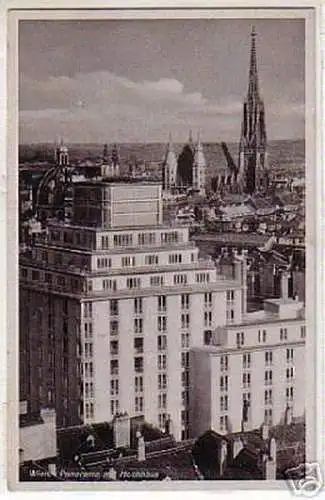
[19,70,305,143]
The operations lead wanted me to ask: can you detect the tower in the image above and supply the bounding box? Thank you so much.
[162,133,177,194]
[177,131,195,189]
[238,27,267,195]
[111,144,120,177]
[192,133,206,196]
[55,138,69,166]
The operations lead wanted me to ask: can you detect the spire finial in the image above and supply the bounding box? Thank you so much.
[248,25,259,98]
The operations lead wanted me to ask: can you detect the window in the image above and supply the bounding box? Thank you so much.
[264,389,272,405]
[158,296,166,312]
[150,275,164,287]
[265,351,273,365]
[135,396,144,413]
[286,348,294,362]
[242,372,251,388]
[84,343,93,358]
[113,234,133,247]
[127,277,141,289]
[110,340,119,355]
[121,256,136,267]
[158,373,167,390]
[220,356,228,372]
[280,328,288,341]
[134,337,143,354]
[242,392,251,405]
[110,320,119,336]
[103,279,117,291]
[110,299,119,316]
[32,270,40,281]
[300,326,306,338]
[85,382,94,398]
[135,376,143,393]
[84,362,93,378]
[227,309,235,322]
[181,352,189,368]
[174,274,187,285]
[181,371,190,388]
[110,379,119,396]
[158,316,167,332]
[242,353,251,369]
[264,370,273,385]
[204,330,213,345]
[286,367,294,380]
[134,298,143,314]
[138,232,156,246]
[262,330,267,342]
[84,322,93,339]
[161,231,179,244]
[157,335,167,351]
[191,253,195,263]
[286,386,294,401]
[158,413,168,429]
[110,360,118,375]
[226,290,235,302]
[181,333,190,349]
[220,415,228,431]
[220,395,228,412]
[182,391,190,406]
[196,273,210,283]
[134,318,143,334]
[101,235,109,249]
[204,311,212,327]
[181,313,190,329]
[145,254,159,266]
[158,354,167,370]
[84,302,93,318]
[220,375,228,392]
[181,294,190,310]
[158,393,167,409]
[236,332,245,347]
[204,293,212,307]
[97,257,112,269]
[169,253,182,264]
[181,410,189,426]
[134,357,144,373]
[110,399,119,416]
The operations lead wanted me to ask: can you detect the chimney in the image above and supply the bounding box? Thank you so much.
[281,271,290,300]
[137,431,145,462]
[264,456,276,480]
[48,463,57,476]
[218,439,228,477]
[232,437,244,460]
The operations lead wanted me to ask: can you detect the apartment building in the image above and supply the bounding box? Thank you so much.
[190,272,305,438]
[19,180,245,441]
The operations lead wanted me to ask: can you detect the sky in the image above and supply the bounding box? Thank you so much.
[19,18,305,144]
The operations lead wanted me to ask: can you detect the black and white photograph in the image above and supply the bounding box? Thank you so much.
[6,7,322,491]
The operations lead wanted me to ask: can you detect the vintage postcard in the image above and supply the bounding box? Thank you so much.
[5,3,324,494]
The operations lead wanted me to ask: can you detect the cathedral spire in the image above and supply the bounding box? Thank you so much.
[248,26,259,99]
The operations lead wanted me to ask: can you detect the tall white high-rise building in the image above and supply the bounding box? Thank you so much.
[19,180,245,440]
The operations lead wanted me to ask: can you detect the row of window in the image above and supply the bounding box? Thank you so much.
[102,231,182,250]
[220,350,295,371]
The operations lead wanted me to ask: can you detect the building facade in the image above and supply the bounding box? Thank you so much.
[20,180,245,440]
[190,273,305,438]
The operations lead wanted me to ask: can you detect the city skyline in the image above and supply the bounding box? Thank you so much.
[19,18,305,144]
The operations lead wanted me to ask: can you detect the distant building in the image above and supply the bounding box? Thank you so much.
[190,267,305,437]
[101,144,120,178]
[162,134,177,196]
[238,26,268,195]
[176,131,207,195]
